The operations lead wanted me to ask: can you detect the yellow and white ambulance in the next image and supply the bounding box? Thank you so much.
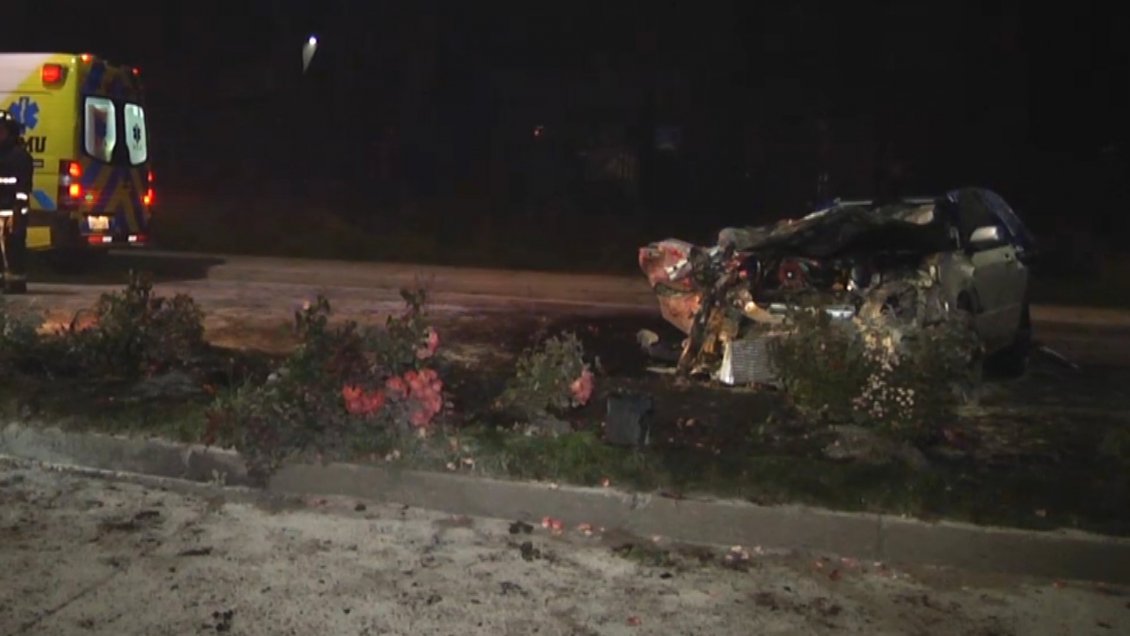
[0,52,154,252]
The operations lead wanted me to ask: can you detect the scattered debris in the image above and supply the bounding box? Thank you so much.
[627,616,642,627]
[604,393,653,447]
[529,415,572,436]
[354,503,367,512]
[99,509,162,533]
[1034,344,1081,372]
[636,329,681,362]
[518,541,542,561]
[823,424,930,469]
[541,516,565,534]
[508,520,534,535]
[208,609,234,633]
[176,547,213,557]
[132,370,202,400]
[499,581,528,597]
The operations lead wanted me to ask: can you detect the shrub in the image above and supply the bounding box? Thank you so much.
[0,299,44,376]
[203,289,446,479]
[767,310,872,423]
[76,272,206,378]
[0,273,205,381]
[770,308,979,443]
[497,331,594,421]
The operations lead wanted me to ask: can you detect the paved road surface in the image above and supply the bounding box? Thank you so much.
[14,250,1130,366]
[2,458,1127,636]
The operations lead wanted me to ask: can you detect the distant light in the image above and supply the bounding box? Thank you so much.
[302,36,319,73]
[533,125,545,138]
[80,53,93,63]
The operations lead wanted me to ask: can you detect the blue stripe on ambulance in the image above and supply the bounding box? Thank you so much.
[99,167,125,218]
[83,62,105,94]
[33,190,55,211]
[81,161,102,188]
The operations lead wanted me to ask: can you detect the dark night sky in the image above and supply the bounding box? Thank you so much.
[3,1,1128,239]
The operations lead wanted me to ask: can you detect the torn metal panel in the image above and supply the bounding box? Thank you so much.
[717,335,778,386]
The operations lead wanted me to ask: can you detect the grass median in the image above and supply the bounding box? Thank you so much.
[2,277,1128,537]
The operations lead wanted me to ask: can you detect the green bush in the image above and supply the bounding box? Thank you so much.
[497,332,595,420]
[770,308,979,442]
[77,272,206,378]
[0,299,45,376]
[203,289,445,480]
[0,273,205,381]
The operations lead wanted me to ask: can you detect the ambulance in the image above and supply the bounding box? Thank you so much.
[0,52,154,253]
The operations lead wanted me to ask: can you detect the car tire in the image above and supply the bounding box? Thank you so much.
[986,302,1031,378]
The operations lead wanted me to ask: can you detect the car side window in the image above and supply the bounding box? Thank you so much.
[955,191,999,249]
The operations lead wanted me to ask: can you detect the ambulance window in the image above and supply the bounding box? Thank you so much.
[83,97,117,163]
[123,103,148,165]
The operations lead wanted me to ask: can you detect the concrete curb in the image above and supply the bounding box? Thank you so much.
[3,423,1130,585]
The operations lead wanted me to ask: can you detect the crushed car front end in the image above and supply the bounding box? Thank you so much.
[638,188,1033,385]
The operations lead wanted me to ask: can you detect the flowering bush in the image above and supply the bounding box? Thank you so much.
[204,289,446,479]
[770,306,979,442]
[497,332,595,424]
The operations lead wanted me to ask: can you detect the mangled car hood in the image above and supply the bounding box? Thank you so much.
[715,202,952,259]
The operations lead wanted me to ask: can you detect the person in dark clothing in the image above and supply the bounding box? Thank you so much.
[0,109,33,294]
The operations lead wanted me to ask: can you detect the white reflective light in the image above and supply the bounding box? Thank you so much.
[128,235,138,243]
[102,236,113,243]
[16,192,28,200]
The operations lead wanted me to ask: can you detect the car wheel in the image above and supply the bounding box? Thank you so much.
[986,302,1031,377]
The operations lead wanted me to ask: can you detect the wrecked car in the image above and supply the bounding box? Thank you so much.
[638,187,1035,384]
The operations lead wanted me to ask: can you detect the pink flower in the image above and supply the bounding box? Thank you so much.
[416,328,441,360]
[569,368,594,406]
[342,385,386,415]
[385,376,409,399]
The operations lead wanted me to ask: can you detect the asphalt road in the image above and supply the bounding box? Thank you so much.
[3,458,1127,636]
[15,249,1130,368]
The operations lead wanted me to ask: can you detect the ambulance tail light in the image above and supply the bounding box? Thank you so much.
[144,170,155,208]
[58,160,85,210]
[42,64,64,85]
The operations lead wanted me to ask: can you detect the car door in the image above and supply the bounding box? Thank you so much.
[969,241,1026,349]
[958,190,1028,349]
